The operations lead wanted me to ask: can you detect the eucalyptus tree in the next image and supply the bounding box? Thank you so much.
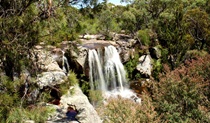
[0,0,83,79]
[182,8,210,50]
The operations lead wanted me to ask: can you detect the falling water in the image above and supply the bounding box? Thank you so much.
[88,49,106,91]
[88,45,127,92]
[88,45,140,103]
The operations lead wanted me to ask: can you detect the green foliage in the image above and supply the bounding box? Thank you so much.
[80,74,90,95]
[89,90,103,107]
[137,30,151,46]
[160,48,168,63]
[121,10,137,33]
[6,106,54,123]
[152,59,163,80]
[182,7,210,50]
[0,75,54,122]
[124,52,140,80]
[80,18,99,34]
[153,78,209,122]
[60,71,79,95]
[97,9,120,38]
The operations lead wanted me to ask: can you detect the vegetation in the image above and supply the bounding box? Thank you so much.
[97,94,158,123]
[0,0,210,122]
[98,53,210,122]
[0,75,54,122]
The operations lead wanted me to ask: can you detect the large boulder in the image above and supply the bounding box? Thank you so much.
[65,44,88,74]
[31,49,67,89]
[31,49,63,72]
[54,85,102,123]
[136,55,153,77]
[36,71,66,89]
[60,85,102,123]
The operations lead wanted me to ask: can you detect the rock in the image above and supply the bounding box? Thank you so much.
[66,45,88,73]
[51,48,65,69]
[136,55,153,77]
[36,71,66,89]
[47,85,101,123]
[60,85,102,123]
[120,48,135,63]
[149,46,161,59]
[24,120,35,123]
[32,49,63,72]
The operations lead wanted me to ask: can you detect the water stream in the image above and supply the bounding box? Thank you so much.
[88,45,139,101]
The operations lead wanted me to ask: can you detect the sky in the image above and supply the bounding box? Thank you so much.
[108,0,127,5]
[73,0,127,8]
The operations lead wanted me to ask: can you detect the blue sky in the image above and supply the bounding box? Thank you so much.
[108,0,127,5]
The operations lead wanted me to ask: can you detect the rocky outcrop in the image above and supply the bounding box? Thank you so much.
[36,71,66,89]
[32,49,63,72]
[47,85,102,123]
[60,85,102,123]
[31,47,101,123]
[136,55,153,77]
[31,49,67,89]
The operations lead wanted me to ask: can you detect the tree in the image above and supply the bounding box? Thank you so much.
[0,0,42,79]
[0,0,83,79]
[183,8,210,50]
[121,10,136,34]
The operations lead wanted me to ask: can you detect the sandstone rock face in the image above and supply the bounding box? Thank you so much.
[115,37,137,63]
[32,48,101,123]
[32,49,63,72]
[60,85,102,123]
[31,49,67,89]
[51,48,65,69]
[47,85,102,123]
[36,71,66,89]
[75,45,88,69]
[136,55,153,77]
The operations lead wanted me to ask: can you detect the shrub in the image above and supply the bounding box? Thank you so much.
[6,106,54,123]
[89,90,104,107]
[0,75,54,122]
[97,95,159,123]
[124,53,140,80]
[153,54,210,122]
[152,78,209,122]
[137,30,150,46]
[60,70,79,95]
[152,59,162,81]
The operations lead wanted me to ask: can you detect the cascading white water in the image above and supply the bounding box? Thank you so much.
[88,45,141,103]
[88,45,127,92]
[104,45,127,90]
[88,49,106,91]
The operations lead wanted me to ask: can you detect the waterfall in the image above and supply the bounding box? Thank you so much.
[88,45,127,92]
[63,56,70,74]
[88,49,106,91]
[104,45,127,91]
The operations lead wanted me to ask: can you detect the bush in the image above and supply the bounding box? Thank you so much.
[6,106,54,123]
[124,53,140,80]
[153,54,210,122]
[152,59,163,81]
[89,90,104,107]
[137,30,150,46]
[60,71,79,95]
[97,95,159,123]
[0,75,54,122]
[152,78,210,122]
